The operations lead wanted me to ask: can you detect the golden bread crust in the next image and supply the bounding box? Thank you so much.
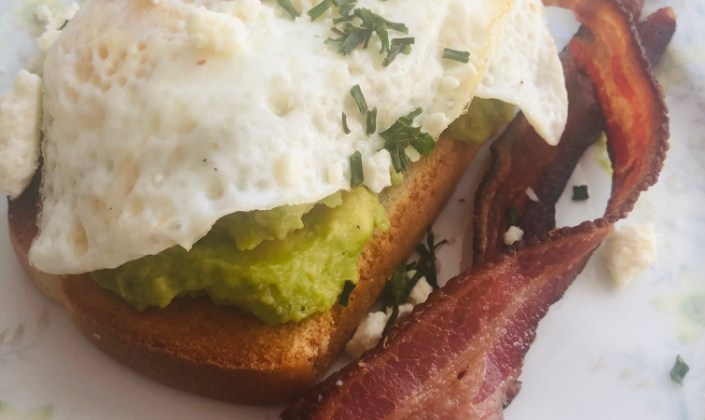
[8,135,481,404]
[8,176,66,304]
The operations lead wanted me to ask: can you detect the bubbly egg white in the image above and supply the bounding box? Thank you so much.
[30,0,566,274]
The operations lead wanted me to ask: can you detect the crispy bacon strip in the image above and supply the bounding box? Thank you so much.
[473,5,675,264]
[283,222,609,420]
[282,2,673,418]
[638,10,678,65]
[472,47,604,264]
[551,0,670,215]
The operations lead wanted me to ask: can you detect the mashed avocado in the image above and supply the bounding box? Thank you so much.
[445,98,516,144]
[92,99,512,324]
[220,192,342,251]
[92,188,388,324]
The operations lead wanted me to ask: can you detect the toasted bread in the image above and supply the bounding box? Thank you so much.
[8,135,481,404]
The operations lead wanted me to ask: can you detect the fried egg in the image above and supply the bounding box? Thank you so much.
[30,0,566,274]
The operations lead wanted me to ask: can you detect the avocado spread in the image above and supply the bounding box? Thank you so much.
[445,98,516,144]
[92,98,512,324]
[92,188,388,324]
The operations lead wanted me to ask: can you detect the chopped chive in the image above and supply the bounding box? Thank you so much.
[333,0,356,17]
[350,84,368,115]
[410,132,434,155]
[338,280,356,307]
[277,0,301,19]
[382,226,446,333]
[325,27,368,55]
[572,185,589,201]
[349,151,364,187]
[308,0,332,21]
[380,108,434,173]
[670,355,690,385]
[442,48,470,63]
[416,226,446,290]
[326,7,408,57]
[342,112,351,134]
[382,263,407,334]
[366,107,377,135]
[507,207,518,226]
[387,145,411,173]
[383,37,415,66]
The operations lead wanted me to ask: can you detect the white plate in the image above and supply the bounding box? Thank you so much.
[1,1,704,419]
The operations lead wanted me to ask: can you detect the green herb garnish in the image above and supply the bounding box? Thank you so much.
[415,227,447,289]
[572,185,589,201]
[308,0,332,20]
[309,0,360,21]
[442,48,470,63]
[366,107,377,135]
[276,0,301,19]
[326,8,408,57]
[338,280,356,307]
[382,227,446,332]
[350,84,368,115]
[380,108,434,173]
[349,151,364,187]
[670,355,690,385]
[382,263,409,334]
[332,0,357,17]
[348,85,377,135]
[383,37,414,66]
[342,112,351,134]
[508,207,518,226]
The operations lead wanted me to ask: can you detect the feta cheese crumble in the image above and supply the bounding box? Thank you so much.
[345,310,389,358]
[504,225,525,245]
[408,278,433,305]
[525,187,540,202]
[345,279,434,358]
[604,223,658,288]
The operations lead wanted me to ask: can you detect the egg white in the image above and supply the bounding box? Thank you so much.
[30,0,566,274]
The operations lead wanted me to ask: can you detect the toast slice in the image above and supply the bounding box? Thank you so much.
[8,135,481,404]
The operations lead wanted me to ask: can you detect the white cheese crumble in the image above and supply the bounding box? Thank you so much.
[361,149,392,193]
[396,303,414,319]
[0,70,43,198]
[345,310,389,359]
[344,303,416,358]
[345,280,431,359]
[525,187,540,202]
[504,225,525,245]
[604,223,658,288]
[408,278,433,305]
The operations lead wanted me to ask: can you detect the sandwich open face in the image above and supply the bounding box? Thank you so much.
[3,0,568,404]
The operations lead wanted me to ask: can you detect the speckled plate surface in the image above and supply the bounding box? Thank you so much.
[1,1,703,419]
